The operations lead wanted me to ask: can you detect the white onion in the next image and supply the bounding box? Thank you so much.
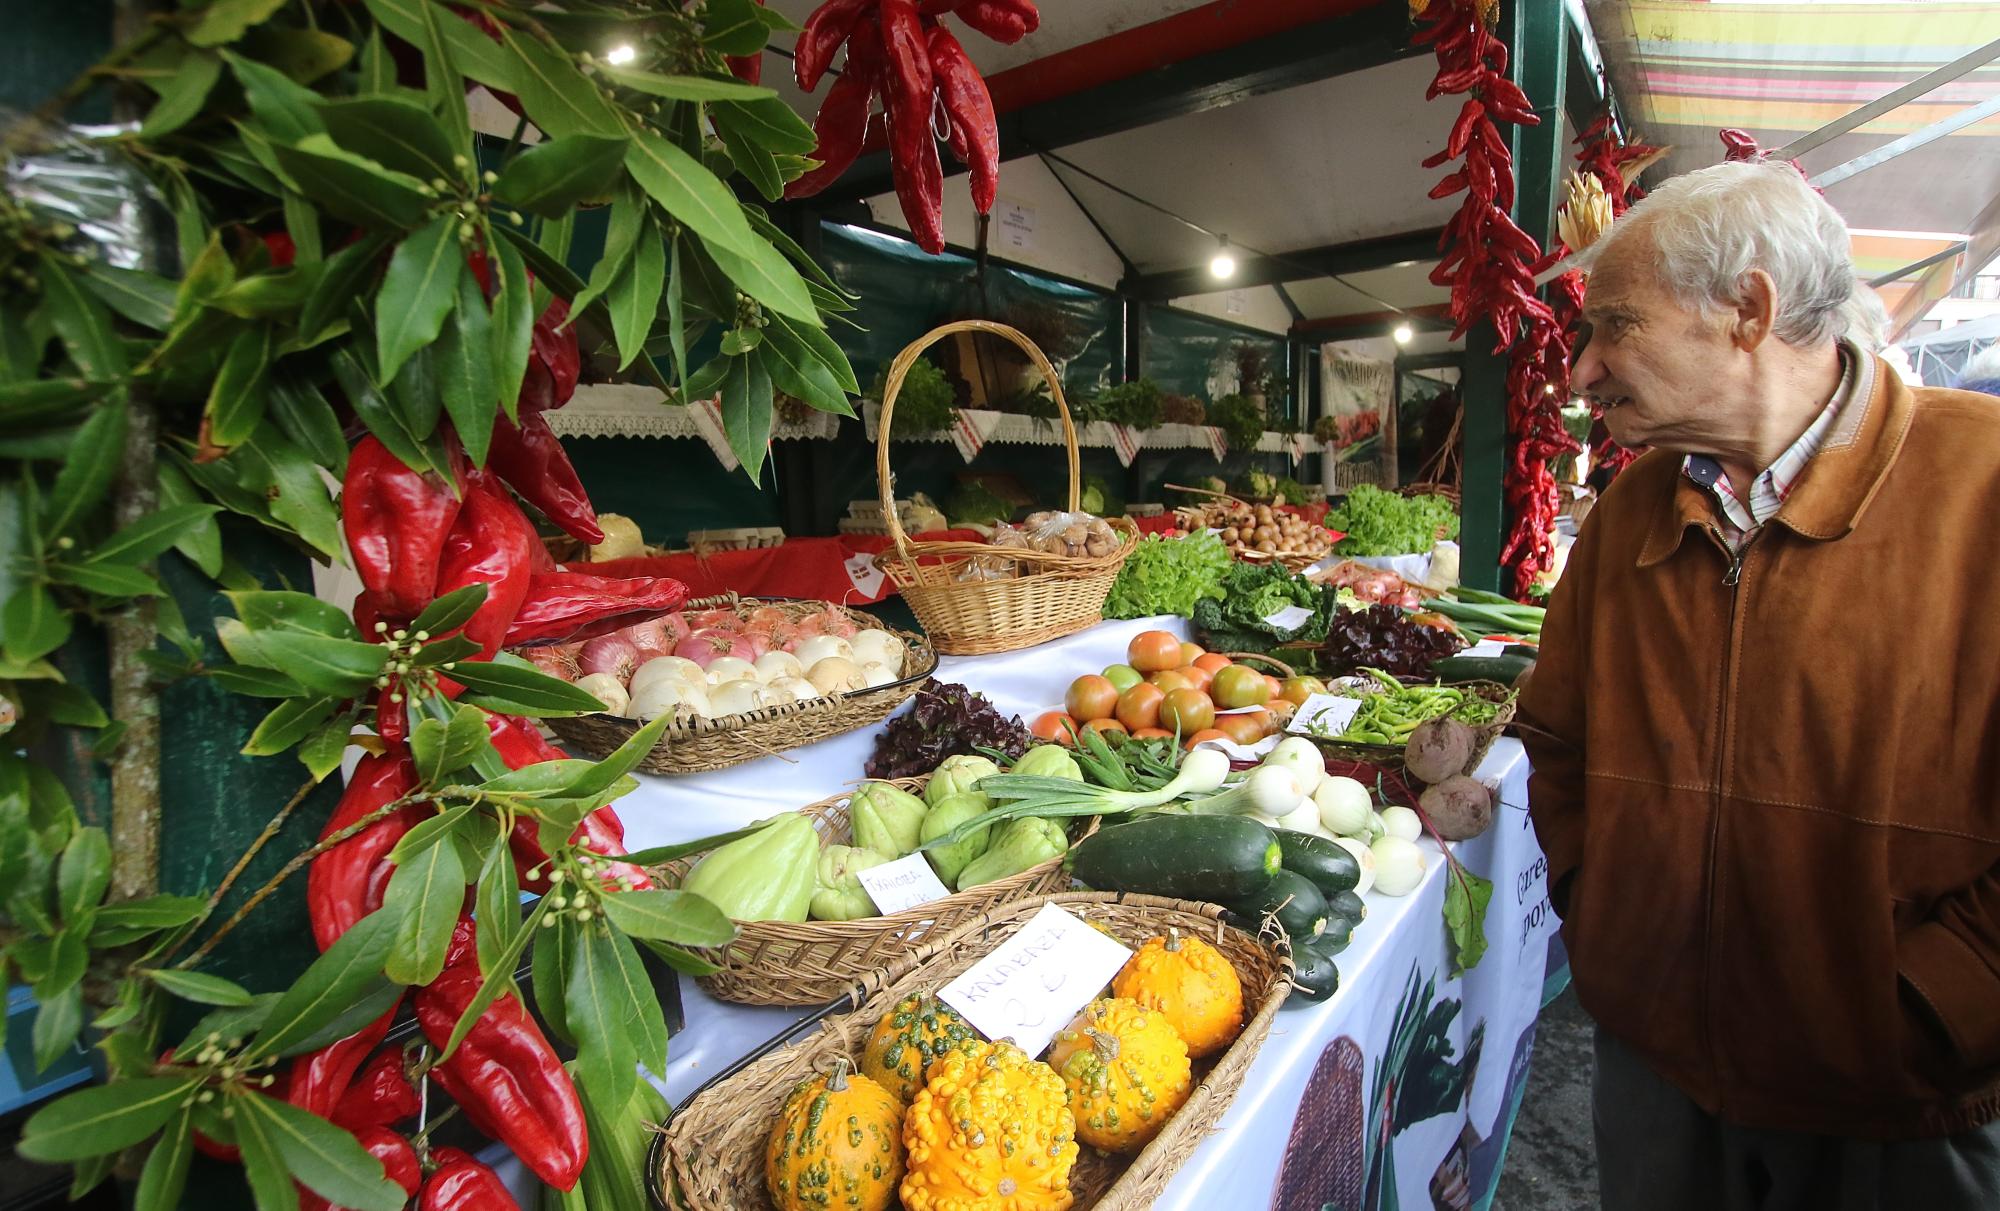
[1262,736,1325,796]
[770,676,821,702]
[848,629,904,672]
[574,673,630,717]
[630,679,710,722]
[1370,836,1427,896]
[707,678,767,717]
[704,656,759,686]
[1314,776,1373,837]
[858,661,896,689]
[1380,805,1423,843]
[754,651,804,683]
[630,657,704,700]
[790,635,852,668]
[1330,835,1375,896]
[760,681,797,705]
[806,656,864,695]
[1274,798,1323,836]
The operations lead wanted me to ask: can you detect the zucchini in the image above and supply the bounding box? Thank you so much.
[1327,889,1367,923]
[1227,870,1327,943]
[1288,938,1341,1003]
[1430,653,1535,686]
[1318,912,1358,955]
[1274,830,1361,898]
[1068,815,1281,903]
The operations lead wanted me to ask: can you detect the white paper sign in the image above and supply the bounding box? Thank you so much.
[1290,692,1364,737]
[1226,289,1246,316]
[855,853,952,915]
[1193,734,1278,762]
[997,199,1036,250]
[1466,638,1512,658]
[843,551,886,598]
[1263,604,1314,632]
[938,903,1133,1057]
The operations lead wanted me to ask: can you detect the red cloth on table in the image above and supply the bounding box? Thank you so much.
[584,531,984,605]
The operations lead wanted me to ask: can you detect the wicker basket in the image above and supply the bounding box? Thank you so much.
[874,321,1137,655]
[541,595,937,776]
[1304,679,1516,773]
[652,774,1097,1005]
[656,892,1293,1211]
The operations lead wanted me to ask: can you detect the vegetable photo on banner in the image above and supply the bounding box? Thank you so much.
[0,0,871,1207]
[786,0,1034,250]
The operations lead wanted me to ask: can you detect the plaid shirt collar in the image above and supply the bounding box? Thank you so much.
[1682,348,1858,546]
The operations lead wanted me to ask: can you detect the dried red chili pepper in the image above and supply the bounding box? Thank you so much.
[414,936,588,1190]
[331,1046,420,1132]
[785,53,878,199]
[485,713,654,893]
[726,0,767,83]
[502,571,689,647]
[794,0,873,92]
[953,0,1037,43]
[308,750,424,952]
[485,410,602,545]
[419,1147,522,1211]
[342,436,472,620]
[529,297,579,408]
[928,25,997,214]
[878,0,945,253]
[286,1004,398,1122]
[430,480,541,661]
[298,1127,422,1211]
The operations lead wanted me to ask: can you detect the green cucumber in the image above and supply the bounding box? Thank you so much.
[1274,830,1361,898]
[1430,653,1535,686]
[1318,912,1358,955]
[1227,870,1328,943]
[1288,938,1341,1003]
[1327,889,1367,923]
[1068,815,1281,903]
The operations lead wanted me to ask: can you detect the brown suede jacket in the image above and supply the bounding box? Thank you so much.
[1522,353,2000,1138]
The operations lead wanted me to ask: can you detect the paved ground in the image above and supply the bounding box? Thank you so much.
[1492,984,1598,1211]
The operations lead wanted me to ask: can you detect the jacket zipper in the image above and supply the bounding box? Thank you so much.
[1705,526,1757,1112]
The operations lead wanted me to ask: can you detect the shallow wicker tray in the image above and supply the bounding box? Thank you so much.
[875,321,1137,656]
[541,595,937,776]
[1305,678,1516,774]
[656,891,1293,1211]
[653,775,1097,1005]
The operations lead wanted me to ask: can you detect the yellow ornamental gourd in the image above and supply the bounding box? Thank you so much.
[859,994,983,1105]
[1044,998,1192,1154]
[765,1058,906,1211]
[900,1041,1079,1211]
[1110,928,1245,1058]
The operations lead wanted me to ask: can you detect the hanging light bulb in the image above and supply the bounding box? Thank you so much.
[605,44,638,65]
[1392,323,1414,345]
[1209,236,1236,280]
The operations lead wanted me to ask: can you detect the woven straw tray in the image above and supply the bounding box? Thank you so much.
[1303,678,1516,773]
[541,595,937,776]
[654,891,1293,1211]
[652,773,1097,1006]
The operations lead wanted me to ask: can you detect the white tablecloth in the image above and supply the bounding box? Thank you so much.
[602,617,1558,1210]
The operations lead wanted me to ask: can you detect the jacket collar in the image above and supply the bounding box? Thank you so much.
[1637,343,1912,568]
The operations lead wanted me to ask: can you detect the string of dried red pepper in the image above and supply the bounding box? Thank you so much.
[786,0,1032,251]
[1573,114,1657,484]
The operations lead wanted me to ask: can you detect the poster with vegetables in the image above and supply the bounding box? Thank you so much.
[1321,352,1397,490]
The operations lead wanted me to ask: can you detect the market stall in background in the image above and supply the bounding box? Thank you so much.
[5,0,1993,1209]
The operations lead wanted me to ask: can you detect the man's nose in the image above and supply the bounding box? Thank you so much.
[1571,331,1606,394]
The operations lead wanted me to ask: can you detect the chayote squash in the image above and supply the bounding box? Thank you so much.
[956,817,1068,890]
[850,782,928,857]
[680,814,818,922]
[924,755,1000,810]
[811,844,895,921]
[917,793,993,888]
[1010,744,1083,781]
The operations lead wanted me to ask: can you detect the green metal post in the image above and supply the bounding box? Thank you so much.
[1459,0,1567,593]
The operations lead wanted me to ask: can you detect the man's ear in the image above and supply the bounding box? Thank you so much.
[1733,270,1777,350]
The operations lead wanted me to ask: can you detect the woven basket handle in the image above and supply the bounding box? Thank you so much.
[875,320,1079,564]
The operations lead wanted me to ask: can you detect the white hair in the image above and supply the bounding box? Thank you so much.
[1837,283,1890,351]
[1582,161,1855,346]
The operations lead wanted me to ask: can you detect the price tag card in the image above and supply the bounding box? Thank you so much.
[1289,692,1364,737]
[855,853,953,916]
[1465,638,1511,658]
[1262,604,1315,632]
[938,903,1134,1057]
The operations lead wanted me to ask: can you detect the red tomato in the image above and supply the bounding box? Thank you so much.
[1211,664,1271,710]
[1082,718,1129,740]
[1215,712,1267,746]
[1192,653,1232,675]
[1065,674,1119,723]
[1280,675,1327,706]
[1176,664,1214,694]
[1128,630,1184,673]
[1264,674,1284,699]
[1031,711,1079,746]
[1147,669,1193,695]
[1131,726,1173,740]
[1183,728,1229,750]
[1160,689,1216,735]
[1179,641,1205,666]
[1115,683,1165,731]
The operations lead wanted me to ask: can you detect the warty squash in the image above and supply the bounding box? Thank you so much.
[765,1057,905,1211]
[1110,928,1245,1058]
[860,993,983,1104]
[900,1040,1078,1211]
[1045,998,1192,1154]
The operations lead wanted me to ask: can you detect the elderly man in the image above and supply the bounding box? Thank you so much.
[1521,160,2000,1208]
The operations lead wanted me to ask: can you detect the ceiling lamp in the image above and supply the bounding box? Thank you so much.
[1392,323,1414,345]
[605,43,638,65]
[1209,236,1235,280]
